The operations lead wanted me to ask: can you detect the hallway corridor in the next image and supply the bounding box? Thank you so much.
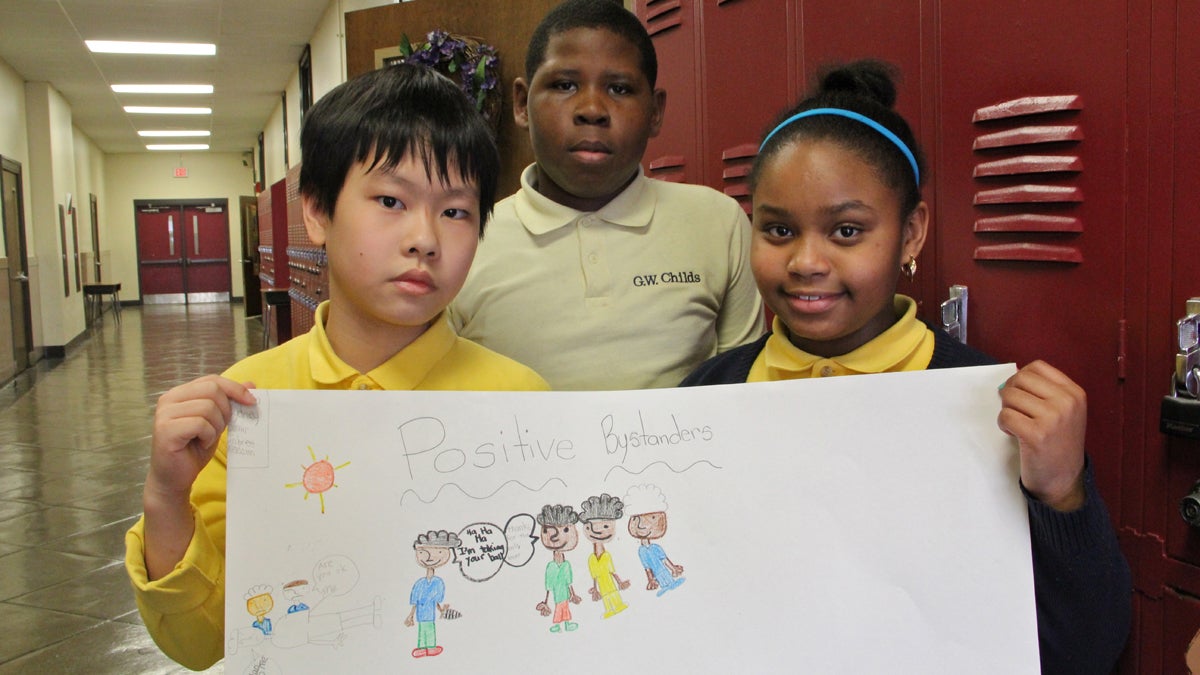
[0,303,260,673]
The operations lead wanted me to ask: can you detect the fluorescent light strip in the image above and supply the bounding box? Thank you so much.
[138,130,211,137]
[86,40,215,56]
[146,144,209,151]
[113,84,213,94]
[125,106,211,115]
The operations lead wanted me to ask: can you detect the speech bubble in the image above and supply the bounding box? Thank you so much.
[455,522,508,582]
[502,513,537,568]
[311,555,359,597]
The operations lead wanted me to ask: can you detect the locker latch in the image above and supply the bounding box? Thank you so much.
[1161,297,1200,439]
[940,285,969,344]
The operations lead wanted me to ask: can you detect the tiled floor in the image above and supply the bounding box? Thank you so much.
[0,302,262,673]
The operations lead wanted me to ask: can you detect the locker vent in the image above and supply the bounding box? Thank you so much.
[647,154,686,183]
[720,142,758,215]
[642,0,682,36]
[970,94,1084,264]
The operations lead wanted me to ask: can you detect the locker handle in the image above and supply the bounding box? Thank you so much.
[940,285,968,344]
[1161,298,1200,439]
[193,216,200,256]
[1182,481,1200,528]
[168,215,175,256]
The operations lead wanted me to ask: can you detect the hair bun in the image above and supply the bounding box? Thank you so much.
[817,59,898,109]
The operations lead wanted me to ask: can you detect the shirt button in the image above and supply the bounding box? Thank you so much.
[588,253,599,264]
[357,383,370,390]
[820,366,835,377]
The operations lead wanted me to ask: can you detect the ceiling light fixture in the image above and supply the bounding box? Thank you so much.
[113,84,214,94]
[146,144,210,151]
[124,106,211,115]
[138,130,211,137]
[86,40,216,56]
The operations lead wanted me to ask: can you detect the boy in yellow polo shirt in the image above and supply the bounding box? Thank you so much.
[125,63,549,671]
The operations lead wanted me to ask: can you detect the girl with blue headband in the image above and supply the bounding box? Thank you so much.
[681,60,1130,672]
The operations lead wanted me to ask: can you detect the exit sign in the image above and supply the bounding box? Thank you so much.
[173,167,188,178]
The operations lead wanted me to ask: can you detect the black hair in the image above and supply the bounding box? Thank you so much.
[525,0,657,88]
[299,62,501,234]
[751,59,925,217]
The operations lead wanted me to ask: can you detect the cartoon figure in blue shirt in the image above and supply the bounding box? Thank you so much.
[405,530,461,658]
[282,579,311,613]
[624,484,685,596]
[244,584,275,635]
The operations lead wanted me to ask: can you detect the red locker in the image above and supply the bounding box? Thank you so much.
[636,0,704,185]
[635,0,1200,669]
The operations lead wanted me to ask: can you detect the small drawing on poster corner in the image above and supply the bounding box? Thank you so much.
[227,554,383,671]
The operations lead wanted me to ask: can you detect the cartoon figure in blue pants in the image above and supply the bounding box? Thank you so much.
[624,484,684,596]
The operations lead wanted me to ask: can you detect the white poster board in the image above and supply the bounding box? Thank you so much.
[225,364,1038,673]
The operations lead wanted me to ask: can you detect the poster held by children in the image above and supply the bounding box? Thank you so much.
[225,364,1039,673]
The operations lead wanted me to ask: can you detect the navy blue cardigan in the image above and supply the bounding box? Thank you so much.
[681,322,1132,674]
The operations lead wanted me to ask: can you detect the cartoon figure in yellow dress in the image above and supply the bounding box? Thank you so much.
[579,494,631,618]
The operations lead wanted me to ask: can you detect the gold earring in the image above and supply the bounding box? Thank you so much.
[901,255,917,279]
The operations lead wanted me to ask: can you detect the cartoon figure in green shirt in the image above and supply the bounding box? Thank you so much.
[580,494,631,618]
[534,504,582,633]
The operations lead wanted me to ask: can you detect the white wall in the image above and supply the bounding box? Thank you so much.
[103,152,255,300]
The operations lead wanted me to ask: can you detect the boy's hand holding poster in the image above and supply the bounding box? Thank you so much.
[225,364,1039,673]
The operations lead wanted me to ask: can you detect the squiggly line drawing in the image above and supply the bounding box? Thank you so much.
[400,478,568,505]
[603,460,723,482]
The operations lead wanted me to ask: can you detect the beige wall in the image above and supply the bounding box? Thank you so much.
[0,61,30,244]
[25,81,82,346]
[311,2,348,101]
[0,0,383,355]
[103,152,255,300]
[261,0,353,186]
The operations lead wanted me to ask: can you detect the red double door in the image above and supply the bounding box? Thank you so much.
[136,202,231,303]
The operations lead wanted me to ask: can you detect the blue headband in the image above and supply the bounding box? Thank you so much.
[759,107,920,184]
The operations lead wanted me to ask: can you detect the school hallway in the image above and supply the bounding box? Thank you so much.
[0,302,259,673]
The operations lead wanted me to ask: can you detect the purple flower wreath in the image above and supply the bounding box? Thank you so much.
[398,30,501,124]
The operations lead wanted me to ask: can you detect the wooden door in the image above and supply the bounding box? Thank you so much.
[89,194,101,282]
[240,196,261,316]
[1,158,31,375]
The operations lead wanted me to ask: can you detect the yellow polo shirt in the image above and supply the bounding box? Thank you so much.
[748,295,936,381]
[125,302,548,670]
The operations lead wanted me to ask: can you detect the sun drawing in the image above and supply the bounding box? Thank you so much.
[285,446,351,513]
